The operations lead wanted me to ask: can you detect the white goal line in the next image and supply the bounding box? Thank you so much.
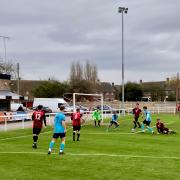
[0,151,179,160]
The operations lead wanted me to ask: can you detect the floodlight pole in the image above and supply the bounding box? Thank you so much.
[73,93,76,113]
[118,7,128,115]
[176,72,179,108]
[17,62,20,96]
[0,35,10,62]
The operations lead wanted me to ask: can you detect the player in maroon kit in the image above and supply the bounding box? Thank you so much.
[32,105,46,148]
[156,119,175,134]
[131,103,142,132]
[71,108,85,141]
[177,103,180,117]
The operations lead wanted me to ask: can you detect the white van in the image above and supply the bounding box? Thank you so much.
[33,98,71,112]
[11,103,25,111]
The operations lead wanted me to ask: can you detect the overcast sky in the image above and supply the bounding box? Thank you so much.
[0,0,179,84]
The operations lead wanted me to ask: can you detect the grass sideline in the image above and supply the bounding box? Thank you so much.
[0,114,180,180]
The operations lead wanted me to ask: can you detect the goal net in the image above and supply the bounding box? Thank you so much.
[72,93,104,122]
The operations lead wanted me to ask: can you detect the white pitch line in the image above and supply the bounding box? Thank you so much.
[0,151,46,155]
[0,127,73,141]
[85,132,134,135]
[0,131,52,141]
[0,151,179,160]
[68,153,180,160]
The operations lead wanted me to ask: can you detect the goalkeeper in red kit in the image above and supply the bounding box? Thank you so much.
[32,105,46,148]
[71,108,85,141]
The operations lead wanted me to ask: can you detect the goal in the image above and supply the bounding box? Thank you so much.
[72,93,104,122]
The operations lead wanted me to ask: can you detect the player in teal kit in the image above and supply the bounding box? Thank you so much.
[141,106,154,134]
[48,106,66,155]
[107,111,119,131]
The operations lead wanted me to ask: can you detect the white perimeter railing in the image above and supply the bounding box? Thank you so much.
[0,106,177,131]
[126,107,177,115]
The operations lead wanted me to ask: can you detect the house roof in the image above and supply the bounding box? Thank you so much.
[0,90,22,100]
[97,82,115,92]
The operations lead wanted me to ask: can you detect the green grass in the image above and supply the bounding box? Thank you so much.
[0,114,180,180]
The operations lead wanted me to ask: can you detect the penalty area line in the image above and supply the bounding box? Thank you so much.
[0,151,179,160]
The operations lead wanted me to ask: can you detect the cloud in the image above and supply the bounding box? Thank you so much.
[0,0,179,84]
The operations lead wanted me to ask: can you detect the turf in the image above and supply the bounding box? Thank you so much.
[0,114,180,180]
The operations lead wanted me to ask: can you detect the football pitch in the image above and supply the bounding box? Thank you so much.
[0,114,180,180]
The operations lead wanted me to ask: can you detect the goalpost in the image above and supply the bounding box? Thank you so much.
[72,93,104,122]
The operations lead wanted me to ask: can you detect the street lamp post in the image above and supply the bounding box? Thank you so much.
[118,7,128,114]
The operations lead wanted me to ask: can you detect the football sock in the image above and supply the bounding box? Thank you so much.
[77,132,80,141]
[49,141,55,150]
[141,123,145,131]
[115,122,119,127]
[133,121,137,128]
[94,121,97,126]
[33,135,38,142]
[44,119,47,126]
[73,132,76,141]
[60,142,65,152]
[137,122,141,128]
[147,126,153,133]
[98,121,101,126]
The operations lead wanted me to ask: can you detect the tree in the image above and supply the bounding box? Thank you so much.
[0,60,16,78]
[169,75,180,89]
[69,61,99,93]
[120,82,143,101]
[70,61,98,83]
[151,88,165,101]
[70,61,83,82]
[84,61,98,83]
[70,80,97,94]
[167,92,176,101]
[32,81,70,98]
[169,74,180,102]
[142,84,166,101]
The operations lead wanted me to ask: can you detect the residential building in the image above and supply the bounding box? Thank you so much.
[0,74,22,111]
